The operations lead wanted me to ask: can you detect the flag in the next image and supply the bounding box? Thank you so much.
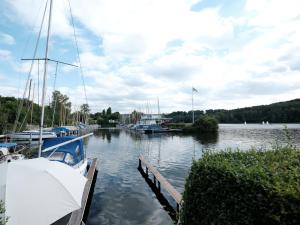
[192,87,198,92]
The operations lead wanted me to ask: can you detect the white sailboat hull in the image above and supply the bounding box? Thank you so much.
[8,131,57,140]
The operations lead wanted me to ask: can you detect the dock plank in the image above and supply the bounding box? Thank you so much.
[68,158,97,225]
[139,156,182,205]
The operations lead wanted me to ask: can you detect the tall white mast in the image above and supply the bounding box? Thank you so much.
[192,88,194,124]
[157,97,160,115]
[38,0,54,157]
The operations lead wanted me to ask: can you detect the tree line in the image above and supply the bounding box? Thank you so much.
[166,99,300,123]
[0,91,121,134]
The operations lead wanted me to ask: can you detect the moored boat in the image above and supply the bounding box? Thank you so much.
[7,130,57,140]
[41,134,91,175]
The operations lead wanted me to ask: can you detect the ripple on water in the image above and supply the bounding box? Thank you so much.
[86,126,300,225]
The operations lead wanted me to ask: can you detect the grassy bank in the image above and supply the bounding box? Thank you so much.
[181,146,300,225]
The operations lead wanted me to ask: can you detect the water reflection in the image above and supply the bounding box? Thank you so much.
[94,129,121,143]
[86,124,300,225]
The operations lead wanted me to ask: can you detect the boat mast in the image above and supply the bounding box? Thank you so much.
[38,0,54,157]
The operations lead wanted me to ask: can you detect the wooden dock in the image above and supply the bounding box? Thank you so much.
[68,158,98,225]
[138,156,182,217]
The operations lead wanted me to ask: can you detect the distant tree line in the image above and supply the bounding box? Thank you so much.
[166,99,300,123]
[89,107,120,126]
[0,92,121,134]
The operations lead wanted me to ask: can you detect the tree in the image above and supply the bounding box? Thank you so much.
[106,107,112,115]
[80,104,90,124]
[193,115,218,133]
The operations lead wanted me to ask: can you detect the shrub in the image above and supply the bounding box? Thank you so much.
[193,115,218,133]
[181,147,300,225]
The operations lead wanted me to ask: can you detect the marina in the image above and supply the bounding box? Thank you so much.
[1,0,300,224]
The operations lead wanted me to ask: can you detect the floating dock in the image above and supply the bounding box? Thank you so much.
[69,158,98,225]
[53,158,98,225]
[138,156,182,221]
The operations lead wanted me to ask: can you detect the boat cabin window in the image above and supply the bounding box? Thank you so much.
[64,153,75,165]
[49,152,65,161]
[75,146,80,158]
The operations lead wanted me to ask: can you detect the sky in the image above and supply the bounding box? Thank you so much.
[0,0,300,113]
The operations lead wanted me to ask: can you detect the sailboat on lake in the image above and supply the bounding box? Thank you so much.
[2,1,97,224]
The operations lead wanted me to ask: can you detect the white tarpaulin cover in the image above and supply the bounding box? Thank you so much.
[5,157,87,225]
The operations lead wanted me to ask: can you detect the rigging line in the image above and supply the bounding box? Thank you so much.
[51,62,59,127]
[13,0,49,133]
[19,0,46,60]
[38,60,40,106]
[31,82,35,125]
[67,0,89,123]
[18,82,34,132]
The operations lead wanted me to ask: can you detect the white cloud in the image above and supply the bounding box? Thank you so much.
[0,32,15,45]
[2,0,300,113]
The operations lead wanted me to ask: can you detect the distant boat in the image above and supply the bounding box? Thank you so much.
[244,121,247,125]
[262,121,265,125]
[131,114,171,134]
[266,121,269,125]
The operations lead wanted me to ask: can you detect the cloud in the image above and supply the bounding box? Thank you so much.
[0,49,12,60]
[1,0,300,113]
[0,32,15,45]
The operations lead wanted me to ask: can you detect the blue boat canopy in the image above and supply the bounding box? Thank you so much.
[42,136,85,166]
[52,127,70,134]
[0,143,17,148]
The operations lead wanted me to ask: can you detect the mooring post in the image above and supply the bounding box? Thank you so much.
[176,203,180,213]
[146,167,148,176]
[158,181,161,192]
[138,158,141,169]
[153,176,156,186]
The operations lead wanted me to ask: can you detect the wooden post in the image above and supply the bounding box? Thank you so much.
[153,176,156,186]
[158,181,161,192]
[138,158,141,169]
[146,167,148,176]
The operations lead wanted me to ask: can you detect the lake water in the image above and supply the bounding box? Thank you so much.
[85,124,300,225]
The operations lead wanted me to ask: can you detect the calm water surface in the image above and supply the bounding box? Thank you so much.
[85,124,300,225]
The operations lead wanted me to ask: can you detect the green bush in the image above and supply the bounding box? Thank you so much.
[181,147,300,225]
[189,115,218,133]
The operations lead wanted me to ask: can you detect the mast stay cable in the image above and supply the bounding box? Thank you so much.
[13,0,49,133]
[67,0,89,125]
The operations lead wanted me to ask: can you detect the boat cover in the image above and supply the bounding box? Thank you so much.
[5,157,87,225]
[42,136,85,166]
[52,127,70,134]
[0,143,17,148]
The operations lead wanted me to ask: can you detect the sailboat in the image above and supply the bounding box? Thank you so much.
[3,1,95,224]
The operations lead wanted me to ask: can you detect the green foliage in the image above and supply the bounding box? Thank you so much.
[89,107,120,126]
[166,99,300,123]
[193,115,218,132]
[181,147,300,225]
[0,201,7,225]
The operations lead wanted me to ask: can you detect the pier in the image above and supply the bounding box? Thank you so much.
[138,156,182,220]
[68,158,98,225]
[53,157,98,225]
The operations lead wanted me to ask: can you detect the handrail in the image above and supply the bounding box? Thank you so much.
[43,132,93,153]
